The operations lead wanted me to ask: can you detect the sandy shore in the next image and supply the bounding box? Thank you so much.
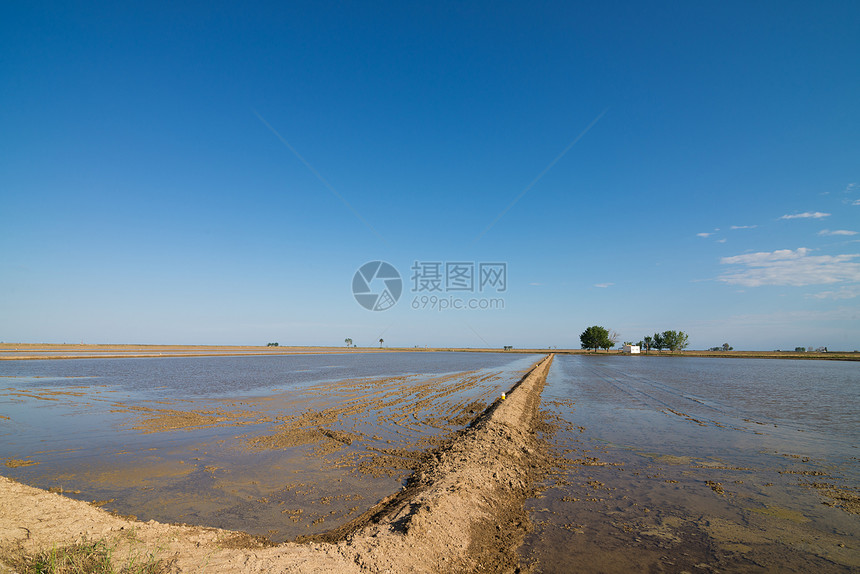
[0,355,554,573]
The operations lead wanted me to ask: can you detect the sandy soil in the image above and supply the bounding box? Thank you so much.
[3,343,855,361]
[0,355,554,573]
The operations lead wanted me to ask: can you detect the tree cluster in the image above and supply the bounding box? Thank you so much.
[708,343,733,351]
[579,326,691,353]
[266,342,279,347]
[641,330,689,353]
[579,325,619,352]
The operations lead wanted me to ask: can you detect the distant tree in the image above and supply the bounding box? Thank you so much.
[266,342,279,347]
[721,343,733,351]
[795,347,805,352]
[580,325,612,352]
[608,330,621,350]
[379,338,384,348]
[652,332,665,351]
[345,338,353,347]
[643,336,653,354]
[662,330,689,353]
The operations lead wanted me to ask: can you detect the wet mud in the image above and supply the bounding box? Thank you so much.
[2,365,531,543]
[0,355,556,574]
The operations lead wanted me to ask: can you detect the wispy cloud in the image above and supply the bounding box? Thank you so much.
[730,225,757,230]
[808,287,860,300]
[852,199,860,206]
[779,212,830,220]
[594,282,614,288]
[696,232,713,238]
[529,282,544,286]
[819,229,858,236]
[719,247,860,287]
[717,238,727,243]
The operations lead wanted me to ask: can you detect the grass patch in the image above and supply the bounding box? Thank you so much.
[4,459,39,468]
[1,539,174,574]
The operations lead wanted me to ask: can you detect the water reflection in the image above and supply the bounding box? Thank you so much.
[522,355,859,573]
[0,352,540,542]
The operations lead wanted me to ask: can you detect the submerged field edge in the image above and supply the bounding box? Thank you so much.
[0,354,555,573]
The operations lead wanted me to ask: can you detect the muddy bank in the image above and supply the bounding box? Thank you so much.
[2,362,533,541]
[0,355,554,573]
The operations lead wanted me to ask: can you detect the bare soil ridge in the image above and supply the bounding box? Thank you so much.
[0,354,555,573]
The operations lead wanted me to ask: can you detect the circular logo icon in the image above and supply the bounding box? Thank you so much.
[352,261,402,311]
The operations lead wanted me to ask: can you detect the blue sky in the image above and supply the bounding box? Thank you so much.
[2,1,859,350]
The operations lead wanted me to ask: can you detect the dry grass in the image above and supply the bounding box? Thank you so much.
[1,343,856,361]
[1,539,173,574]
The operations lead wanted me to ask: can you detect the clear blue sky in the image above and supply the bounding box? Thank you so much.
[2,1,859,350]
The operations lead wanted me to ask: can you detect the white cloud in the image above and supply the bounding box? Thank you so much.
[717,238,727,243]
[808,287,860,300]
[818,229,858,236]
[719,247,860,287]
[779,212,831,220]
[594,282,614,288]
[730,225,757,230]
[696,232,713,238]
[529,282,544,286]
[846,182,857,193]
[852,199,860,206]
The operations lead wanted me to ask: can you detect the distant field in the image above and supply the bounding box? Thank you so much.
[0,343,857,361]
[0,343,389,360]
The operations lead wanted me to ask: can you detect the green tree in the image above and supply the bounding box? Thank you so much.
[580,325,612,352]
[379,338,384,348]
[344,338,353,347]
[721,343,733,351]
[652,332,665,351]
[661,330,689,353]
[643,335,653,354]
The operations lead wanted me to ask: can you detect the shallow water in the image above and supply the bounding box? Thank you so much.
[0,352,540,541]
[522,355,859,572]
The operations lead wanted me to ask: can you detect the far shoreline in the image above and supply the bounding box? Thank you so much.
[0,343,857,361]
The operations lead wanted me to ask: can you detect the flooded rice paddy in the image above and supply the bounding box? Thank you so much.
[523,354,859,572]
[1,351,858,571]
[0,352,539,542]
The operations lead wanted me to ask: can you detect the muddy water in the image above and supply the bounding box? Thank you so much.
[523,355,859,572]
[0,352,540,542]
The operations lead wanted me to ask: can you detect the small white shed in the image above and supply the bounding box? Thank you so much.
[622,344,640,354]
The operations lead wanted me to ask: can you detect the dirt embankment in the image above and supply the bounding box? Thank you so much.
[0,355,554,573]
